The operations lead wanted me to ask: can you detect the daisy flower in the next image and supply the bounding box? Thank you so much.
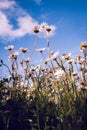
[5,45,14,51]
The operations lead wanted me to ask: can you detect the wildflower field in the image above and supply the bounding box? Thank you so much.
[0,23,87,130]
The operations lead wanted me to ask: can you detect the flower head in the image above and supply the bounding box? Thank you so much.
[33,25,40,33]
[54,69,65,78]
[43,58,49,64]
[80,57,85,63]
[46,25,56,33]
[8,51,19,59]
[67,59,73,64]
[36,48,46,53]
[31,65,39,71]
[50,51,59,60]
[62,53,71,60]
[76,55,81,60]
[80,41,87,50]
[20,47,29,53]
[5,45,14,51]
[24,58,30,63]
[40,22,48,29]
[23,66,28,70]
[72,72,77,76]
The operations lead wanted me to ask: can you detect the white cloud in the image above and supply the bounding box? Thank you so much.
[0,11,13,36]
[0,0,38,40]
[0,0,16,9]
[0,0,56,41]
[34,0,42,5]
[0,12,38,39]
[11,15,38,38]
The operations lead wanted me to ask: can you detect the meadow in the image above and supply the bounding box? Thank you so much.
[0,23,87,130]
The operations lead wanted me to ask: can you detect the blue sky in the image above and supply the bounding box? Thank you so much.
[0,0,87,75]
